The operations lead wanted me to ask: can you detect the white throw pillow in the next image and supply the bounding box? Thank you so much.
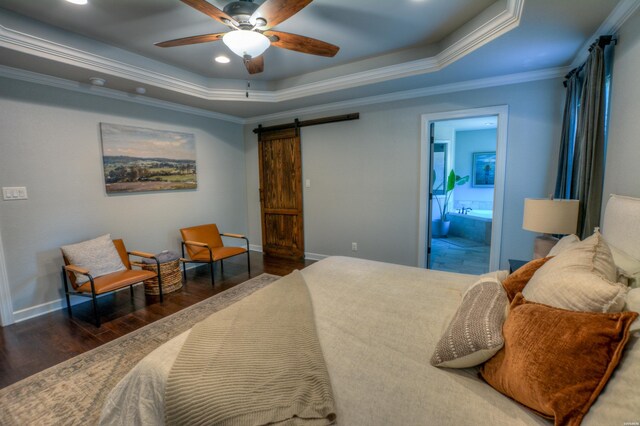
[61,234,126,284]
[430,277,508,368]
[523,231,627,313]
[625,288,640,333]
[548,234,580,257]
[609,245,640,288]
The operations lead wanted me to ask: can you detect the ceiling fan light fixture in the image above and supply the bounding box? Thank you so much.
[223,30,270,59]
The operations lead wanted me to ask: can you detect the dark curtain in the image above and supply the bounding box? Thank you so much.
[554,73,581,199]
[554,37,614,238]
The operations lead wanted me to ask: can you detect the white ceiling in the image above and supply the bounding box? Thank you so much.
[0,0,625,120]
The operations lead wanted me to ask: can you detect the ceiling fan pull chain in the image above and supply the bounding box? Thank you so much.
[246,80,250,98]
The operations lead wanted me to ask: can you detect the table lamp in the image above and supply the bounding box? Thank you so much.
[523,198,579,258]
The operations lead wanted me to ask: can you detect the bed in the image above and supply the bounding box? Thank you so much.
[100,195,640,425]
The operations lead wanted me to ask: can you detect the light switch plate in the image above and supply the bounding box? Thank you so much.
[305,179,311,188]
[2,187,28,200]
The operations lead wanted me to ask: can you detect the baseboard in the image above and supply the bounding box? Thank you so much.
[12,290,127,323]
[249,244,328,261]
[10,254,262,323]
[304,252,329,261]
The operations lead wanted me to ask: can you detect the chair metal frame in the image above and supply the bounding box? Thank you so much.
[181,233,250,285]
[62,251,163,327]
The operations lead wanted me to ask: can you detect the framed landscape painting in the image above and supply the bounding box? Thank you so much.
[100,123,197,193]
[472,152,496,187]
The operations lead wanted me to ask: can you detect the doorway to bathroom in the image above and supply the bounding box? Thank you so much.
[418,106,508,273]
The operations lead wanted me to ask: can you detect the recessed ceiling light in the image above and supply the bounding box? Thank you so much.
[135,87,146,95]
[66,0,88,5]
[89,77,106,86]
[215,56,231,64]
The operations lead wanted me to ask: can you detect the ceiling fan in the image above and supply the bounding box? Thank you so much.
[156,0,340,75]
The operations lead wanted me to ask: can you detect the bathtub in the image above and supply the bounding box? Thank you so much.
[464,209,493,220]
[448,209,493,244]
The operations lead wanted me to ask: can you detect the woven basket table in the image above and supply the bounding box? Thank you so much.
[134,259,182,295]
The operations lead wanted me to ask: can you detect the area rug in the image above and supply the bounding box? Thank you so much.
[0,273,280,426]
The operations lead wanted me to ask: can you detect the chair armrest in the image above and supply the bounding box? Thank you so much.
[128,250,155,259]
[220,233,245,239]
[183,240,209,248]
[64,264,91,276]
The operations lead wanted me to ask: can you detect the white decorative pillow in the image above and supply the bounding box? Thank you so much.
[548,234,580,257]
[625,288,640,333]
[609,245,640,288]
[61,234,126,284]
[430,277,509,368]
[523,231,627,313]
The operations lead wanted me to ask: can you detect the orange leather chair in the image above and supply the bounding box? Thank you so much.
[61,239,163,327]
[180,224,250,285]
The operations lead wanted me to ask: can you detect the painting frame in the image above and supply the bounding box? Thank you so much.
[472,151,496,188]
[100,123,197,194]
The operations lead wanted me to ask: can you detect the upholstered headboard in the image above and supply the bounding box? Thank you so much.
[602,194,640,260]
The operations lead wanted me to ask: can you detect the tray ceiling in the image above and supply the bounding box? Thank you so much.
[0,0,625,120]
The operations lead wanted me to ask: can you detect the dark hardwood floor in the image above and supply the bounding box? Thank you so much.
[0,252,313,389]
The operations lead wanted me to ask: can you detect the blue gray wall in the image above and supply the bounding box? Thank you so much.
[0,78,246,320]
[245,79,565,268]
[454,129,497,211]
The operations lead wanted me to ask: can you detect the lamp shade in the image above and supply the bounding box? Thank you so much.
[523,198,579,235]
[222,30,270,59]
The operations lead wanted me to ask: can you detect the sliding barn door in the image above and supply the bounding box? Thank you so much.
[258,128,304,259]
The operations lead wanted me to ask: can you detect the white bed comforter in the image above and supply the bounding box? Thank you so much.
[100,256,640,426]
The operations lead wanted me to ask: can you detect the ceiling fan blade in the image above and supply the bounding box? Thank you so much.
[245,55,265,74]
[252,0,313,30]
[180,0,237,26]
[155,32,226,48]
[265,31,339,57]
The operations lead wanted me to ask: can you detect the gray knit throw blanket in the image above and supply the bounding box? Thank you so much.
[165,270,336,426]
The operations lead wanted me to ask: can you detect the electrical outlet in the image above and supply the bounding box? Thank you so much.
[2,187,28,200]
[351,242,358,251]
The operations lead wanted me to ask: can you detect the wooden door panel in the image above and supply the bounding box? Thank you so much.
[263,214,303,257]
[262,138,298,210]
[258,128,304,259]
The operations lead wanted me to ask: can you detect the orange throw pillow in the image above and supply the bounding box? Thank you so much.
[502,257,552,301]
[481,294,638,426]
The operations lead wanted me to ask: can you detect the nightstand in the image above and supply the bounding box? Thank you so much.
[508,259,528,274]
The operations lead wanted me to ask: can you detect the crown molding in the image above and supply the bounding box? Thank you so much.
[0,64,245,124]
[245,66,569,124]
[569,0,640,69]
[0,62,567,127]
[0,24,264,102]
[276,0,523,103]
[0,0,524,104]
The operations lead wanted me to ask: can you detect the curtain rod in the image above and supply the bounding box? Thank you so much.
[253,113,360,134]
[563,35,616,87]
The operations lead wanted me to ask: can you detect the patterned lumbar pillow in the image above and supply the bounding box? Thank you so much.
[430,277,509,368]
[61,234,126,284]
